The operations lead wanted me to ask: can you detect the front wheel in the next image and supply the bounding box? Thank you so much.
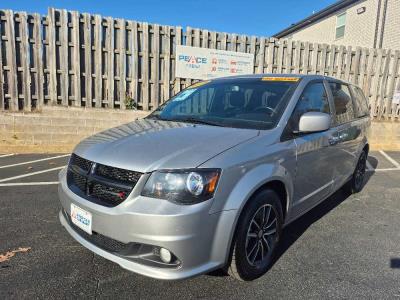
[227,189,283,281]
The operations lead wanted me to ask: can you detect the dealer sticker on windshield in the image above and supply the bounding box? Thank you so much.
[261,77,299,82]
[71,203,92,234]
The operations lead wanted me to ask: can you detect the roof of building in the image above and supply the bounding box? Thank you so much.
[273,0,359,38]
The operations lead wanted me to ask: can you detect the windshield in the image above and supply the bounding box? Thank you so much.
[148,78,299,130]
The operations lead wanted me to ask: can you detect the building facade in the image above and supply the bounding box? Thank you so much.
[273,0,400,49]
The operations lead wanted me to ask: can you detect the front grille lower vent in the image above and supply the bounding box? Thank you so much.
[67,153,142,207]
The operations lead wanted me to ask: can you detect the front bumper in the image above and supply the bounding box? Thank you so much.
[58,168,237,280]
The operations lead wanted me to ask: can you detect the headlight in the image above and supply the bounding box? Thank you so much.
[141,169,221,204]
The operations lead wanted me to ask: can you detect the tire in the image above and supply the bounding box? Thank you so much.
[227,189,283,281]
[347,150,367,194]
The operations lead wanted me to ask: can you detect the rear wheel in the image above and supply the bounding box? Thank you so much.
[227,189,283,281]
[348,150,367,194]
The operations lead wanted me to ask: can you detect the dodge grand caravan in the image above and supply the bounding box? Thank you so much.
[58,74,370,281]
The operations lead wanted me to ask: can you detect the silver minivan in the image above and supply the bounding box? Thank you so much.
[58,74,370,281]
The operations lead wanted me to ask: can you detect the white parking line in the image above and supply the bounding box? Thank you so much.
[0,166,65,183]
[379,150,400,168]
[367,167,400,172]
[0,153,15,158]
[0,181,59,187]
[0,154,70,169]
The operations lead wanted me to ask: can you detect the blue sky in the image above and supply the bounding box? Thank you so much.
[1,0,337,36]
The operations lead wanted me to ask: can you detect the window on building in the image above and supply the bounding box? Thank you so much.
[335,13,346,39]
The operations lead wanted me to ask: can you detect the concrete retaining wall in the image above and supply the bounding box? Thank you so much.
[0,108,399,153]
[0,107,148,153]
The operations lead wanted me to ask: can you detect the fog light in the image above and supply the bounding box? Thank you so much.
[159,247,172,263]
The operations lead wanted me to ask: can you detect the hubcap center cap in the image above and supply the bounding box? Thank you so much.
[258,230,263,238]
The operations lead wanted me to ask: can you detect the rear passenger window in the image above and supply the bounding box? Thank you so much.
[329,82,355,124]
[350,85,369,117]
[289,82,330,130]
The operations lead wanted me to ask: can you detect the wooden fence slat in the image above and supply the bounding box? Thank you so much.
[276,39,284,74]
[352,47,361,84]
[293,41,301,74]
[152,24,160,109]
[5,10,18,110]
[107,17,115,108]
[370,49,383,117]
[130,21,139,106]
[378,49,391,119]
[94,14,102,107]
[363,49,375,113]
[257,38,265,73]
[210,31,217,49]
[386,50,400,119]
[184,26,192,88]
[141,22,149,110]
[118,19,126,109]
[286,39,293,73]
[84,13,92,107]
[344,46,352,80]
[202,30,209,48]
[173,26,182,95]
[358,48,367,88]
[320,44,328,75]
[163,25,171,102]
[60,10,69,106]
[239,34,246,53]
[193,28,201,48]
[220,32,227,50]
[250,36,257,73]
[336,45,345,79]
[328,44,336,76]
[33,13,44,109]
[266,38,274,73]
[19,12,32,111]
[72,11,81,106]
[303,42,310,74]
[47,8,57,105]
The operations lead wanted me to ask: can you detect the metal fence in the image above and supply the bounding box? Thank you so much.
[0,8,399,120]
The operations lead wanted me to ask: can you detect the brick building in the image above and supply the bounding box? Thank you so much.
[273,0,400,49]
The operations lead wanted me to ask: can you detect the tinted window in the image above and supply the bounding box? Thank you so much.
[350,85,369,117]
[148,79,298,130]
[329,82,355,124]
[289,82,330,131]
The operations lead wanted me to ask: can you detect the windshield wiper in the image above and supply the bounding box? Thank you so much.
[175,117,225,127]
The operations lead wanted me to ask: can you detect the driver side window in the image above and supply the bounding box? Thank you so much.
[289,82,330,131]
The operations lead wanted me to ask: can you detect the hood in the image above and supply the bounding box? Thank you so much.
[74,119,259,172]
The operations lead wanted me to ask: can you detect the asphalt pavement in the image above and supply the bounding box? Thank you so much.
[0,152,400,299]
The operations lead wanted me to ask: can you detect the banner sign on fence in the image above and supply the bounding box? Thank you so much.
[175,45,254,80]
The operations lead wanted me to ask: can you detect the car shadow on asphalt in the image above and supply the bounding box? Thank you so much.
[207,168,375,278]
[273,169,375,270]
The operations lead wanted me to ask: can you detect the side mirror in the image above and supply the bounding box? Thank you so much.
[298,112,331,133]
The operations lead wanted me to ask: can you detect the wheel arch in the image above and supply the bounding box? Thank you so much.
[221,177,290,267]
